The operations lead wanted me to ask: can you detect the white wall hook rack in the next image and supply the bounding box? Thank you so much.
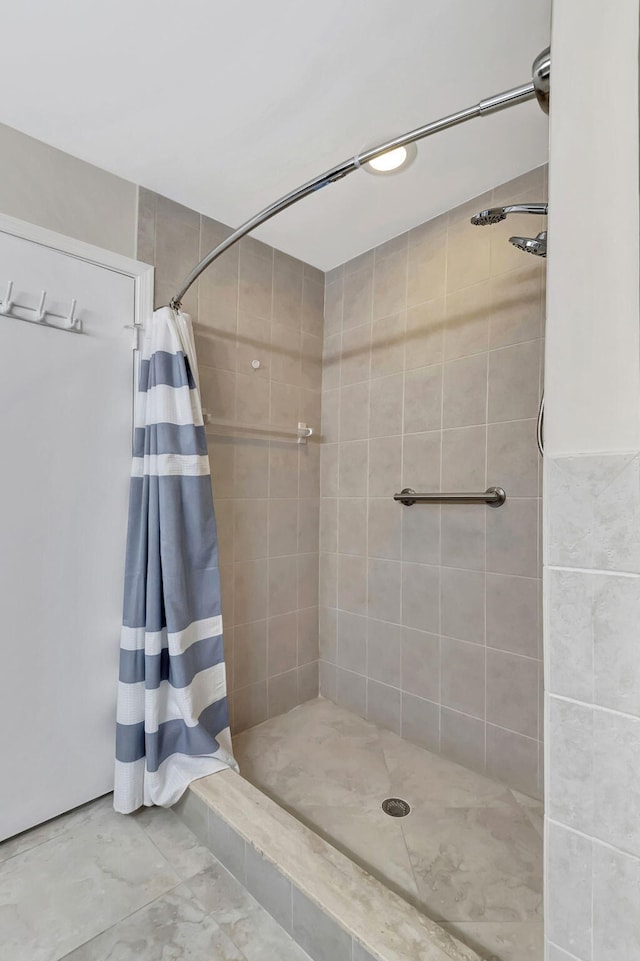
[0,280,83,333]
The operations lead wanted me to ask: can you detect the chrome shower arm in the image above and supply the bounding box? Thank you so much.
[170,47,550,310]
[501,203,548,217]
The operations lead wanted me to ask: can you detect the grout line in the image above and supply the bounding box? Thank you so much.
[548,691,640,724]
[546,563,640,578]
[546,814,640,866]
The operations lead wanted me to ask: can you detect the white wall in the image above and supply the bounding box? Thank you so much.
[0,123,137,258]
[545,0,640,455]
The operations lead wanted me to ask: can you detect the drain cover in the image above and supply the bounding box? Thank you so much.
[382,797,411,818]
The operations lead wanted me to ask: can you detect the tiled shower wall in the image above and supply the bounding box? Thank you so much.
[137,189,324,733]
[318,166,546,797]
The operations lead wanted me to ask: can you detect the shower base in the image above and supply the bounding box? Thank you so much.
[234,697,543,961]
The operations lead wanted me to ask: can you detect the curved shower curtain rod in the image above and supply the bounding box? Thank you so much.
[169,47,550,310]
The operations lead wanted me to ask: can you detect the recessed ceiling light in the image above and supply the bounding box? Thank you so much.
[363,142,417,176]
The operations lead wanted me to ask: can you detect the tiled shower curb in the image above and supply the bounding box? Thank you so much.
[174,768,481,961]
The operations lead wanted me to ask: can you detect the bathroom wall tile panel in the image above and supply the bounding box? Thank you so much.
[405,298,445,368]
[440,708,486,775]
[441,637,486,719]
[401,563,440,632]
[441,568,485,645]
[366,679,401,734]
[487,340,541,423]
[368,436,402,497]
[592,707,640,857]
[442,352,489,429]
[444,280,490,360]
[292,888,352,961]
[318,173,544,786]
[297,497,320,554]
[487,419,539,497]
[441,425,487,492]
[337,553,367,616]
[338,498,367,556]
[369,372,404,438]
[367,497,402,560]
[486,649,539,738]
[297,607,319,665]
[298,660,319,702]
[592,572,640,716]
[485,724,540,798]
[592,841,640,961]
[446,220,491,293]
[489,264,543,348]
[335,667,367,716]
[401,693,440,752]
[341,323,371,385]
[244,845,293,933]
[367,558,402,624]
[337,611,367,674]
[367,618,402,687]
[342,265,373,330]
[267,612,297,677]
[547,696,594,834]
[486,497,538,578]
[401,504,441,566]
[373,250,408,320]
[338,440,368,497]
[403,364,443,434]
[441,505,486,572]
[546,822,593,960]
[318,605,337,663]
[401,628,440,701]
[297,552,319,610]
[268,668,299,718]
[371,312,406,378]
[486,573,539,659]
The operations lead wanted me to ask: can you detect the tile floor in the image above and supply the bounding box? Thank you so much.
[0,793,312,961]
[234,697,544,961]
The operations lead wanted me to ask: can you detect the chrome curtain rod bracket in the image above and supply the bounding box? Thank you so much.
[168,48,550,310]
[395,487,506,507]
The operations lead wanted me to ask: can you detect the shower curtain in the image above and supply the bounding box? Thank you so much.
[114,306,236,814]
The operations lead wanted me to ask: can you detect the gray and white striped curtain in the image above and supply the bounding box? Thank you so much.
[114,307,236,814]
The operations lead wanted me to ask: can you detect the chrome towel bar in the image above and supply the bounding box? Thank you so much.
[394,487,506,507]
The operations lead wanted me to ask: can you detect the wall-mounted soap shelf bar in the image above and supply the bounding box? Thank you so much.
[0,281,83,333]
[203,412,313,445]
[394,486,506,507]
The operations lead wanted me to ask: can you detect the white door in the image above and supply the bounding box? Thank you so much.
[0,222,150,840]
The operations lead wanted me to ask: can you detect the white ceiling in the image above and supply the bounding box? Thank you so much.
[3,1,551,270]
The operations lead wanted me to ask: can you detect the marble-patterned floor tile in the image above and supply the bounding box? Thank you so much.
[61,884,244,960]
[0,800,180,961]
[441,920,544,961]
[402,804,543,923]
[380,729,515,810]
[300,801,420,901]
[187,859,312,961]
[509,790,544,840]
[133,804,217,880]
[0,794,113,865]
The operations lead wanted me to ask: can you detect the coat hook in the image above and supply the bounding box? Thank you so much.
[67,298,80,330]
[0,280,13,315]
[36,290,47,323]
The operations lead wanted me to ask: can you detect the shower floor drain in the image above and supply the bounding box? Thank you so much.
[381,797,411,817]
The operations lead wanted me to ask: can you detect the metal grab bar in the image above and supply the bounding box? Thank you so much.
[394,487,506,507]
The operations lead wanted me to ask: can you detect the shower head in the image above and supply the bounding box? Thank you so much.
[471,202,548,226]
[471,208,508,226]
[509,231,547,257]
